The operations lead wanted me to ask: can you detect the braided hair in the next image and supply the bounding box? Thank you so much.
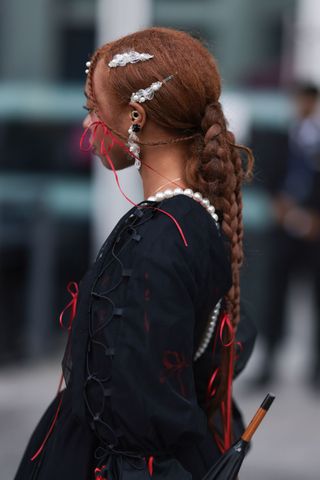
[186,100,253,419]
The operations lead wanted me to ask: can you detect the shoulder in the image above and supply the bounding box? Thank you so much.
[141,194,228,255]
[133,195,231,284]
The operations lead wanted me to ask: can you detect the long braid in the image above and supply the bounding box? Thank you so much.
[185,101,254,444]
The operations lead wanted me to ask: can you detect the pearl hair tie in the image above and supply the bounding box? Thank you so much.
[146,187,222,361]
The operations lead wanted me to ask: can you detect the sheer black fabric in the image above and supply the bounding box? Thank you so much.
[14,194,256,480]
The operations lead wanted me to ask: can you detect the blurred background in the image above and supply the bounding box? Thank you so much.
[1,0,320,479]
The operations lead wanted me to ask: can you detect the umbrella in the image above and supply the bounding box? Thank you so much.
[202,393,275,480]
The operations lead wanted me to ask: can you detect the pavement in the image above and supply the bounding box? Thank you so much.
[1,278,320,480]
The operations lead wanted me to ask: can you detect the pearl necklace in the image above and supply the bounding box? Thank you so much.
[147,187,219,224]
[146,187,222,362]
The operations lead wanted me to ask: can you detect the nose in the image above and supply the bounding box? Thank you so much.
[82,114,91,130]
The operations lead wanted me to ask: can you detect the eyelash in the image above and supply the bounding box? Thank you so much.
[83,105,94,113]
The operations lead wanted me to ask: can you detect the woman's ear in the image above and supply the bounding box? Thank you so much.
[129,102,147,129]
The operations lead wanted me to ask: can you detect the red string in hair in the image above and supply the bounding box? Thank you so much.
[207,367,219,398]
[80,120,188,247]
[220,312,235,452]
[235,340,243,362]
[219,312,235,347]
[207,311,235,454]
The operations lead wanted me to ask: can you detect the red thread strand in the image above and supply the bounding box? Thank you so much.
[80,120,188,247]
[235,340,243,362]
[148,456,154,476]
[94,466,107,480]
[59,281,79,330]
[207,311,235,455]
[161,351,189,397]
[220,313,235,451]
[30,282,79,462]
[219,312,235,347]
[207,367,219,398]
[30,393,64,461]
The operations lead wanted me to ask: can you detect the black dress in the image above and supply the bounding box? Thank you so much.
[14,194,256,480]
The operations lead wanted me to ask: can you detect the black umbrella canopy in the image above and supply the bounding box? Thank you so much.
[202,439,249,480]
[202,393,275,480]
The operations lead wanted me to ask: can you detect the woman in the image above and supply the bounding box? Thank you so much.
[15,27,256,480]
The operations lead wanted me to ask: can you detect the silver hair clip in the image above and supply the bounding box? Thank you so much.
[130,75,174,103]
[85,61,91,75]
[108,51,154,68]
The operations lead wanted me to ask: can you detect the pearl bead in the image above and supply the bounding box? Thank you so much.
[208,205,215,213]
[140,96,146,102]
[173,187,183,195]
[148,196,156,201]
[184,188,193,196]
[164,189,173,197]
[85,69,89,74]
[194,192,202,201]
[212,213,219,221]
[86,61,91,67]
[201,198,210,207]
[155,191,165,200]
[133,95,139,102]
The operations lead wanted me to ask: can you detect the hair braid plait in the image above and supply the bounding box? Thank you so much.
[87,48,102,108]
[185,100,254,446]
[199,101,254,330]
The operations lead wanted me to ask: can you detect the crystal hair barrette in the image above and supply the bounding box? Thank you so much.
[108,51,154,68]
[130,75,174,103]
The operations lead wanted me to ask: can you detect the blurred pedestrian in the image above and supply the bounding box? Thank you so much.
[252,83,320,390]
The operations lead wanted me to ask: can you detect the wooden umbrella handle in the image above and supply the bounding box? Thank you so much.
[241,393,275,443]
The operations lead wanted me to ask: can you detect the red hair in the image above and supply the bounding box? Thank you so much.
[87,27,254,450]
